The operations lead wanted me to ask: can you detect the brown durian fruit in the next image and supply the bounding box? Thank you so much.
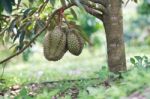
[66,29,84,56]
[43,26,67,61]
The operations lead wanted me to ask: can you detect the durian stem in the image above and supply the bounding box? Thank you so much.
[62,14,71,29]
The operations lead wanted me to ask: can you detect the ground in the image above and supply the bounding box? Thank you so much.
[1,41,150,98]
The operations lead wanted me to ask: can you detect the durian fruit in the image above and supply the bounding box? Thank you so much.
[66,28,84,56]
[43,26,67,61]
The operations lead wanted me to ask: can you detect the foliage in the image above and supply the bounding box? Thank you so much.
[77,11,101,36]
[0,76,22,91]
[138,0,150,15]
[134,0,150,29]
[124,0,150,46]
[130,56,150,69]
[97,66,109,81]
[0,0,99,63]
[0,0,15,14]
[22,48,32,61]
[14,88,32,99]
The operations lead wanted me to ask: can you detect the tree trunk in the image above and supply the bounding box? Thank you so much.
[103,0,126,72]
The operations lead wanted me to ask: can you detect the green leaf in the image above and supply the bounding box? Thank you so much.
[14,95,21,99]
[134,56,143,62]
[22,8,31,19]
[130,58,135,64]
[49,0,55,6]
[28,0,34,3]
[20,88,28,96]
[0,2,3,14]
[143,56,148,60]
[1,0,12,13]
[49,89,60,97]
[36,20,45,29]
[60,0,66,6]
[23,95,32,99]
[11,0,15,5]
[19,31,25,44]
[74,25,92,45]
[13,30,20,42]
[98,66,109,80]
[133,0,138,3]
[70,8,78,20]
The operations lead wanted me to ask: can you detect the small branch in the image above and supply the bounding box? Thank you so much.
[80,0,107,14]
[0,15,10,18]
[37,0,49,13]
[0,28,46,64]
[84,5,103,21]
[124,0,130,7]
[0,3,75,64]
[71,0,105,20]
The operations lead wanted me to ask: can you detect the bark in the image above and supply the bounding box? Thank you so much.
[103,0,126,72]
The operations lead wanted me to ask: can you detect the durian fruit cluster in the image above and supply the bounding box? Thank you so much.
[43,25,84,61]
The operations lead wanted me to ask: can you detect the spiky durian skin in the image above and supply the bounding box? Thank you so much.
[43,26,66,61]
[67,29,84,56]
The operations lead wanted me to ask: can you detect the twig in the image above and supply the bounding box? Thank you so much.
[37,0,49,13]
[0,62,7,79]
[79,0,107,14]
[0,15,10,18]
[0,3,75,64]
[71,0,104,21]
[84,5,103,21]
[125,0,130,7]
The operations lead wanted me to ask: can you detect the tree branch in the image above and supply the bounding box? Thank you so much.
[84,5,103,21]
[71,0,105,20]
[0,3,75,64]
[80,0,107,14]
